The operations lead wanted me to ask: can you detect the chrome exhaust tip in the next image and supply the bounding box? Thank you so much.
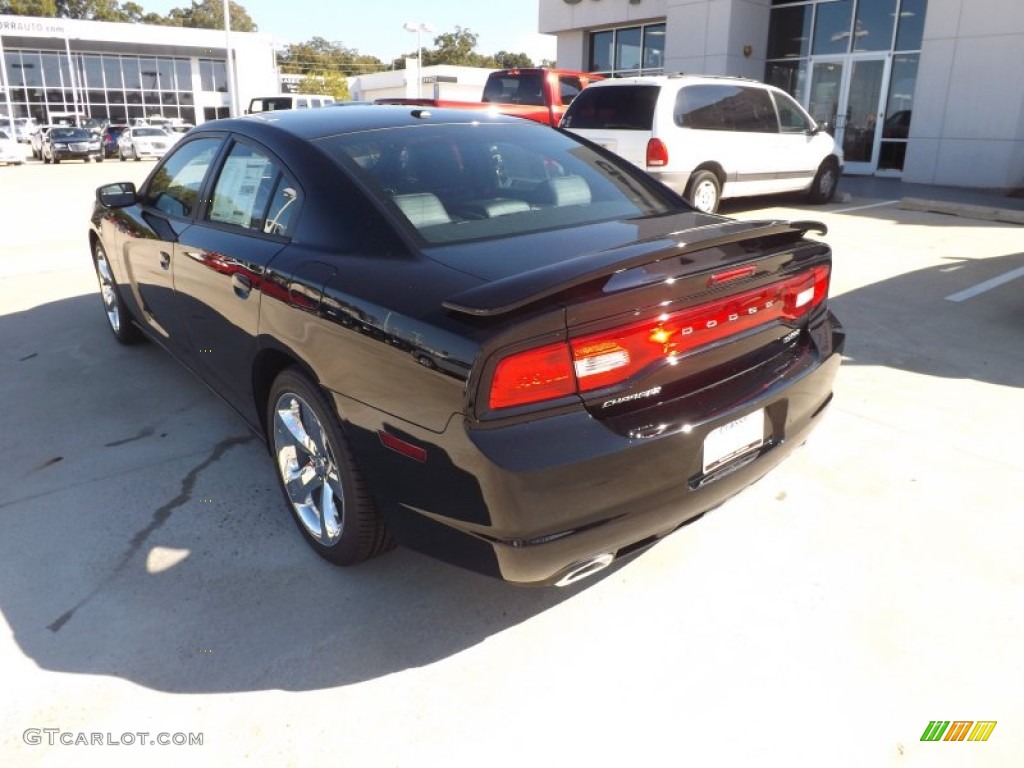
[554,553,615,587]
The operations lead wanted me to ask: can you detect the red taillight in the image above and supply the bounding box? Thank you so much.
[646,138,669,168]
[488,341,575,410]
[487,266,830,410]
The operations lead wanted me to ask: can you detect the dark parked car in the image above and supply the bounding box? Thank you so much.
[42,126,102,163]
[88,107,844,586]
[101,124,129,158]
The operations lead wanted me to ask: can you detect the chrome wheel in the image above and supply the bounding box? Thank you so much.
[272,392,344,546]
[818,166,837,199]
[94,246,121,334]
[692,180,718,213]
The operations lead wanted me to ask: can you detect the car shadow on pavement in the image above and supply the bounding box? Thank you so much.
[0,293,586,694]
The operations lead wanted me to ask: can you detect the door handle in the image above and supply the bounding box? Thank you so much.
[231,273,253,299]
[159,251,171,270]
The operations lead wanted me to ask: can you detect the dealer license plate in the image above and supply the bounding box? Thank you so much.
[702,409,765,474]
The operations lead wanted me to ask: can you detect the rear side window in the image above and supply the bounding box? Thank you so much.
[675,85,779,133]
[560,85,659,130]
[207,142,300,236]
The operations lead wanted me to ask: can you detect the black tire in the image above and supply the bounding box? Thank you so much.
[267,369,391,566]
[119,147,126,162]
[807,157,840,204]
[92,241,144,345]
[685,169,721,214]
[43,149,51,164]
[133,146,140,161]
[97,155,104,163]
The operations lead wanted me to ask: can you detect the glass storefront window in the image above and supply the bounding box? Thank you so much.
[175,59,192,91]
[4,53,21,85]
[140,59,159,90]
[21,53,43,87]
[200,59,227,92]
[812,0,854,55]
[103,56,123,90]
[765,59,807,101]
[590,30,613,73]
[615,26,642,74]
[767,5,813,59]
[896,0,928,50]
[123,58,141,89]
[82,55,103,88]
[157,58,175,89]
[589,24,666,76]
[643,24,666,71]
[853,0,897,52]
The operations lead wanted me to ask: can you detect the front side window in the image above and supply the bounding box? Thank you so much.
[773,91,812,132]
[143,138,221,218]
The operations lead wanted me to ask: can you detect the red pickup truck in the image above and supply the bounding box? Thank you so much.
[376,68,604,126]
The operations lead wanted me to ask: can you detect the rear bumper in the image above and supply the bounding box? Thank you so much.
[344,311,845,585]
[648,170,692,196]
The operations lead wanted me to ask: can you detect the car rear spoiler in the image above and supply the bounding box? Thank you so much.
[442,219,827,317]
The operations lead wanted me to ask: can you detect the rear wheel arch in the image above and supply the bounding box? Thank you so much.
[252,347,326,437]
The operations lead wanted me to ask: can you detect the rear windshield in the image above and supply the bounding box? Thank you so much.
[560,85,660,131]
[318,121,676,245]
[249,97,295,113]
[482,73,545,106]
[134,127,167,136]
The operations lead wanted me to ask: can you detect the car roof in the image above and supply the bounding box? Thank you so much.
[193,104,530,143]
[584,74,770,89]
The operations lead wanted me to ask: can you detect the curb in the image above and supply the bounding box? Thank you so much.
[899,197,1024,225]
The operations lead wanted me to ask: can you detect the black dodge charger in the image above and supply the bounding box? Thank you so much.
[89,106,844,586]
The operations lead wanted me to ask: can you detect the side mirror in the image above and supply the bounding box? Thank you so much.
[813,121,834,136]
[97,182,138,209]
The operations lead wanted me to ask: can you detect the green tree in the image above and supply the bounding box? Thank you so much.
[390,27,536,71]
[165,0,256,31]
[278,37,384,77]
[1,0,58,14]
[493,51,535,69]
[296,71,350,100]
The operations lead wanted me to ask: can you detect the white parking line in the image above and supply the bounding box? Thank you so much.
[945,266,1024,302]
[830,199,901,214]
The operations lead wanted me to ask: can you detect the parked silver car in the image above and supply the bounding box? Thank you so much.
[117,126,173,161]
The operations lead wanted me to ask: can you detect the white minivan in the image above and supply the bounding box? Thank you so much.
[247,94,336,114]
[561,75,842,213]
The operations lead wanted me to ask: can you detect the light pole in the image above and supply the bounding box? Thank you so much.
[222,0,238,117]
[403,22,434,98]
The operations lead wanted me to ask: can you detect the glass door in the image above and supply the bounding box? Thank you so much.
[807,54,890,175]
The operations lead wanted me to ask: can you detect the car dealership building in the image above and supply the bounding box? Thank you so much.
[0,14,276,127]
[540,0,1024,190]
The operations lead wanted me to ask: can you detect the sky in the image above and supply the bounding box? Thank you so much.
[146,0,557,64]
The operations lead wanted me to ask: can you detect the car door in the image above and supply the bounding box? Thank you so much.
[172,138,302,419]
[120,136,225,348]
[770,89,825,193]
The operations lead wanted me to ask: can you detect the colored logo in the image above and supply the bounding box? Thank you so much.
[921,721,997,742]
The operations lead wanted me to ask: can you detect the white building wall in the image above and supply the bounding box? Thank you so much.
[347,65,492,103]
[902,0,1024,189]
